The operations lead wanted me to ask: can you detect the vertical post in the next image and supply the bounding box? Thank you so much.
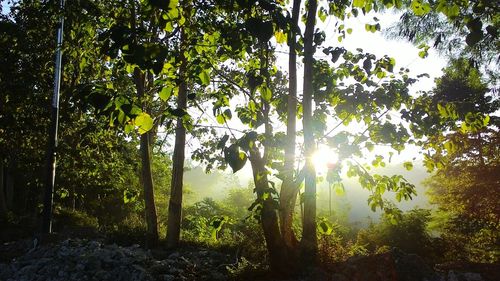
[42,0,65,234]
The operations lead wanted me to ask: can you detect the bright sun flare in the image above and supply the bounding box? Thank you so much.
[312,146,339,174]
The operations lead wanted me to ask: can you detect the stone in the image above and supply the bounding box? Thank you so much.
[149,263,171,274]
[448,271,484,281]
[161,274,176,281]
[0,238,242,281]
[168,252,180,259]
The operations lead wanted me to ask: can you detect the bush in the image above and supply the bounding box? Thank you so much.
[437,215,500,263]
[356,208,441,263]
[180,196,268,264]
[52,207,99,235]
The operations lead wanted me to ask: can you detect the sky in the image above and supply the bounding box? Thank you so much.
[1,1,11,14]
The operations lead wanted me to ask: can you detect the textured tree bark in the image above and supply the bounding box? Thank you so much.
[279,0,302,255]
[128,0,158,248]
[166,27,188,249]
[70,185,76,211]
[5,171,13,210]
[140,131,158,248]
[300,0,318,265]
[248,148,289,273]
[0,163,7,220]
[135,69,159,248]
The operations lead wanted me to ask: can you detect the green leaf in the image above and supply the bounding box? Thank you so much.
[159,86,173,101]
[395,192,402,202]
[209,216,227,240]
[365,23,380,33]
[124,123,134,134]
[486,25,498,37]
[446,5,460,18]
[165,22,174,32]
[466,31,483,46]
[334,182,345,195]
[274,31,287,44]
[318,219,333,235]
[134,112,154,134]
[353,0,365,8]
[403,161,413,171]
[365,142,374,152]
[210,216,226,230]
[171,108,187,117]
[223,108,232,120]
[59,189,69,199]
[437,103,447,117]
[217,134,229,150]
[199,70,210,85]
[148,0,171,10]
[411,0,431,16]
[318,8,327,22]
[216,114,225,124]
[483,115,490,126]
[123,190,137,204]
[224,144,247,173]
[260,85,272,102]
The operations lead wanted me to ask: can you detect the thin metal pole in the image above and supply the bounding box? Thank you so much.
[42,0,65,234]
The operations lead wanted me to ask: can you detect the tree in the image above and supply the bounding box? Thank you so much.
[166,9,188,248]
[357,208,438,261]
[0,0,151,232]
[300,0,319,263]
[418,60,500,263]
[93,0,254,248]
[383,0,499,262]
[385,0,499,84]
[80,0,163,247]
[192,0,422,272]
[279,0,301,257]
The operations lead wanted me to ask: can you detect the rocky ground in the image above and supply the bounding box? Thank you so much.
[0,238,236,281]
[0,238,498,281]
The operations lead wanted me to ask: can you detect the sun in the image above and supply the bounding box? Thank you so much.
[312,146,339,174]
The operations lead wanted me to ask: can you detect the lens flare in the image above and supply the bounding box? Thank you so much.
[312,146,339,174]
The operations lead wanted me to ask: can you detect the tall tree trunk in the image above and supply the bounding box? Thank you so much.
[279,0,301,254]
[140,131,158,247]
[5,168,13,210]
[0,163,7,220]
[135,68,159,248]
[166,27,188,249]
[300,0,318,264]
[248,148,288,272]
[70,185,76,211]
[246,44,292,272]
